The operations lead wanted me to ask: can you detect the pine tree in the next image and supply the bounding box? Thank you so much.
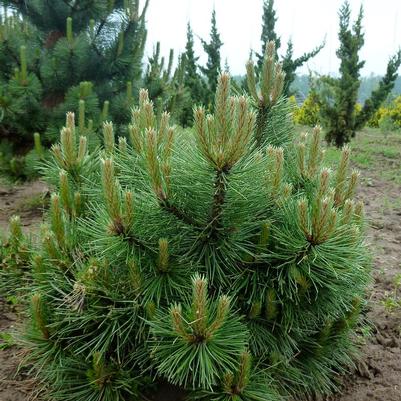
[0,215,31,297]
[257,0,280,68]
[180,23,205,127]
[142,42,190,125]
[0,0,149,145]
[246,41,293,148]
[282,39,324,96]
[143,43,173,113]
[0,12,43,144]
[319,2,364,148]
[355,51,401,129]
[167,54,190,125]
[6,47,371,401]
[319,1,401,147]
[257,0,324,96]
[200,9,223,107]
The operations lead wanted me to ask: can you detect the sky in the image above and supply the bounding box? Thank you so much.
[144,0,401,77]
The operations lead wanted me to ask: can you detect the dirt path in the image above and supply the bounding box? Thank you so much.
[0,180,47,234]
[1,172,401,401]
[0,300,37,401]
[0,181,47,401]
[333,173,401,401]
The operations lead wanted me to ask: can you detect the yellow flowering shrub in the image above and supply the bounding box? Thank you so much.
[293,92,320,126]
[367,96,401,129]
[367,106,386,128]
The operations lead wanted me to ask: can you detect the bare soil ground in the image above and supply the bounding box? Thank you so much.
[0,180,47,401]
[332,172,401,401]
[0,130,400,401]
[0,180,47,234]
[0,300,37,401]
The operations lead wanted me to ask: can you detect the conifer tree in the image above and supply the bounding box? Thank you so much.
[281,39,324,96]
[319,1,401,147]
[0,11,43,144]
[180,23,205,126]
[0,215,31,296]
[167,53,190,124]
[3,47,371,401]
[143,42,176,116]
[0,0,149,145]
[257,0,324,96]
[257,0,280,68]
[200,9,223,106]
[246,41,293,148]
[355,52,401,129]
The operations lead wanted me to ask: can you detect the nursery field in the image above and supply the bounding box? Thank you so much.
[0,127,401,401]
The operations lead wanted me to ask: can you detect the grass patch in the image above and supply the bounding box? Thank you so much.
[322,147,341,168]
[353,151,373,167]
[333,128,399,182]
[15,193,47,213]
[382,170,401,185]
[294,126,400,184]
[378,147,400,159]
[0,331,17,350]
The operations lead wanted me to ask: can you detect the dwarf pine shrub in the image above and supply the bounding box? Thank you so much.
[16,43,370,401]
[0,215,31,298]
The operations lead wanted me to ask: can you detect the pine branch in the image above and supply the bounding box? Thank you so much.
[292,41,325,68]
[95,18,108,40]
[125,232,150,251]
[159,198,200,228]
[208,167,228,239]
[61,0,74,11]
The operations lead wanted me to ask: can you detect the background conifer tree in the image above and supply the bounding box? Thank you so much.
[257,0,324,96]
[355,52,401,129]
[246,41,293,148]
[0,0,149,145]
[180,23,206,126]
[200,9,223,107]
[318,1,401,147]
[142,42,185,119]
[0,11,43,144]
[257,0,280,67]
[281,39,325,96]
